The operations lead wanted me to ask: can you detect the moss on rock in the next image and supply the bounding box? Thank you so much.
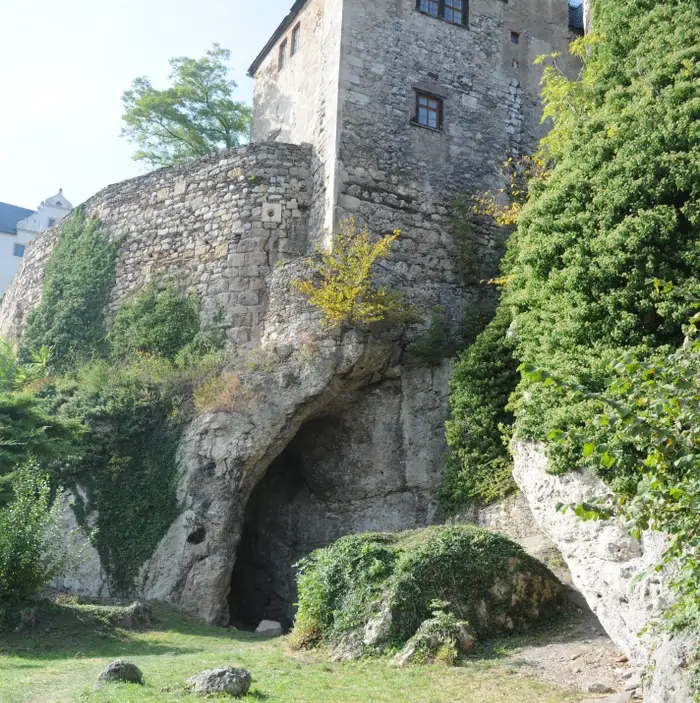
[291,525,562,656]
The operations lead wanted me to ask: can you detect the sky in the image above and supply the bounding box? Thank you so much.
[0,0,293,210]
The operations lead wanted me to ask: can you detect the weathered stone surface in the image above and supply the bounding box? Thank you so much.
[513,441,696,703]
[49,488,111,599]
[96,660,143,686]
[0,143,313,348]
[138,324,403,624]
[363,606,392,647]
[185,667,251,697]
[255,620,283,637]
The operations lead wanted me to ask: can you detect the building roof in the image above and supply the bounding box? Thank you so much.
[248,0,309,77]
[568,1,584,30]
[0,202,34,235]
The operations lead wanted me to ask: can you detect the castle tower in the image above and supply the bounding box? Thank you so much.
[249,0,578,318]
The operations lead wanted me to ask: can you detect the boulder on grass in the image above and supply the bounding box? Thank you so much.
[96,660,143,686]
[291,525,563,661]
[255,619,283,637]
[186,667,251,697]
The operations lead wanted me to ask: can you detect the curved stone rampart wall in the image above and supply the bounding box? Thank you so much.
[0,143,313,346]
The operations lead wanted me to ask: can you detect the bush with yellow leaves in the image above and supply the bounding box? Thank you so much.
[293,218,412,329]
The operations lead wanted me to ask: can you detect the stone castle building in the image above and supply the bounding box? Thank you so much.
[249,0,578,315]
[0,0,579,628]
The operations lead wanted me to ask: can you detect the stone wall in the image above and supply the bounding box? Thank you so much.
[252,0,581,329]
[0,143,313,347]
[251,0,345,241]
[331,0,578,319]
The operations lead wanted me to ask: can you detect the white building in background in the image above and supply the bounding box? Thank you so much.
[0,189,72,294]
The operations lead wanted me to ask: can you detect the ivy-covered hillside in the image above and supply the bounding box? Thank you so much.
[445,0,700,685]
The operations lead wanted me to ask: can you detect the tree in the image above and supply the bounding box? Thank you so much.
[0,464,77,601]
[121,44,251,167]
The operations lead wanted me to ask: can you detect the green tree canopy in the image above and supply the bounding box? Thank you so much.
[121,44,251,168]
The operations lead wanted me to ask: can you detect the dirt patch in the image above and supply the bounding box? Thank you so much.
[506,591,643,701]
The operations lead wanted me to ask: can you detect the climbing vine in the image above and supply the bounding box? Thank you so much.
[440,307,519,510]
[22,208,118,370]
[20,221,226,591]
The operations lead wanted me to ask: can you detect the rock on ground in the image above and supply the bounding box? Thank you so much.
[185,667,252,697]
[96,660,143,686]
[255,620,283,637]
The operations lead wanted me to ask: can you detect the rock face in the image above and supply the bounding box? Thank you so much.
[186,667,251,697]
[49,489,111,599]
[229,365,450,629]
[513,442,696,703]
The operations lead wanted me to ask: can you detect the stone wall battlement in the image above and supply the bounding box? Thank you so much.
[0,142,314,346]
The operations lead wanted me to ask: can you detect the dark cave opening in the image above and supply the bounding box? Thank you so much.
[227,448,303,631]
[227,416,344,632]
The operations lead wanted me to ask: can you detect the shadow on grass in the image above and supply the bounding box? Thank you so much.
[0,599,259,662]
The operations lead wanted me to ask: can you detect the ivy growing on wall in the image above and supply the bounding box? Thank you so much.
[440,307,519,510]
[21,208,119,370]
[19,214,223,591]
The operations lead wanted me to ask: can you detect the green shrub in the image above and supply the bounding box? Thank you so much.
[440,307,519,510]
[293,218,412,328]
[292,526,560,652]
[0,464,75,600]
[22,208,118,370]
[109,283,201,361]
[502,0,700,462]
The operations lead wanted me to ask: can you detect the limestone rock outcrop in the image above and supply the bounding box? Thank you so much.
[513,441,696,703]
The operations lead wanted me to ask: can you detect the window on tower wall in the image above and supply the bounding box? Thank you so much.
[413,92,443,130]
[278,39,288,69]
[291,23,301,55]
[417,0,467,26]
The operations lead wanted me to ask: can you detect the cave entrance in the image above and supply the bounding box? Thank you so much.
[227,415,344,632]
[227,380,422,631]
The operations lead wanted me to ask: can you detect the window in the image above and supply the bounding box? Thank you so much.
[444,0,463,25]
[418,0,439,16]
[414,92,442,130]
[511,31,520,44]
[13,243,25,258]
[278,39,288,69]
[291,23,301,55]
[48,218,56,227]
[417,0,466,26]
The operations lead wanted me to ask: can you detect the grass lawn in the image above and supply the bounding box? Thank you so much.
[0,601,591,703]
